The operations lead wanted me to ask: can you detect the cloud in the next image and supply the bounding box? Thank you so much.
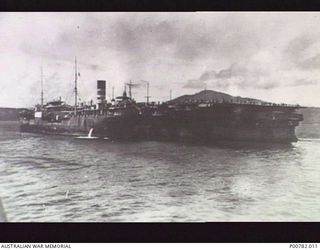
[12,13,271,89]
[88,64,102,71]
[287,78,318,87]
[284,33,320,70]
[2,13,320,107]
[184,62,320,94]
[183,60,275,90]
[184,79,207,89]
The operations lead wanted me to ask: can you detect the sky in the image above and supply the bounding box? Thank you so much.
[1,12,320,108]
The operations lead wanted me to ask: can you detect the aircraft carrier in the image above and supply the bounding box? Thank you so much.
[19,58,305,143]
[19,78,304,143]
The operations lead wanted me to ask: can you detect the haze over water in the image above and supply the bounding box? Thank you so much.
[0,122,319,222]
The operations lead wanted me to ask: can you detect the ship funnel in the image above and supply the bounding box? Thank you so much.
[97,80,106,112]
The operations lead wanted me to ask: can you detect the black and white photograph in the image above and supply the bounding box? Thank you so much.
[0,12,319,224]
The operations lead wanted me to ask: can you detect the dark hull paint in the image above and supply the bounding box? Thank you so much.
[20,104,302,143]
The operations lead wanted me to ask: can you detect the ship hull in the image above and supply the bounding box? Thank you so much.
[20,120,298,143]
[20,114,104,136]
[91,116,298,143]
[20,104,302,144]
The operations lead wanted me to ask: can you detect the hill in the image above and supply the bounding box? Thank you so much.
[168,90,267,105]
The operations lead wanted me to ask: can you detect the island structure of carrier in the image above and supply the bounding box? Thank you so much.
[19,61,304,143]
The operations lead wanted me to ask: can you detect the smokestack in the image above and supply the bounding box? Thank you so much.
[97,80,106,112]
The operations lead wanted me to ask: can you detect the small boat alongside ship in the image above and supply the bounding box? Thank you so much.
[19,60,304,143]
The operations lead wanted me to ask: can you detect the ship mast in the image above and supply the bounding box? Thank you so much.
[127,80,134,99]
[40,66,44,108]
[74,57,78,115]
[145,81,151,104]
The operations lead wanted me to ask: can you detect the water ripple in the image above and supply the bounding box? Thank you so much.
[0,123,319,221]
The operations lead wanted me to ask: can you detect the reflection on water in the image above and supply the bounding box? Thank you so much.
[0,121,319,221]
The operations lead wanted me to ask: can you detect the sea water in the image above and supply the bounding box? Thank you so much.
[0,121,319,222]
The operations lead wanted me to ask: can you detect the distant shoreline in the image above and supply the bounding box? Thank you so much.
[0,107,23,121]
